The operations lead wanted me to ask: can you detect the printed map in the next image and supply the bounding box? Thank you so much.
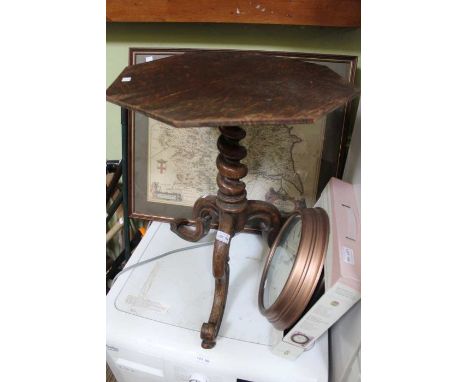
[147,118,326,214]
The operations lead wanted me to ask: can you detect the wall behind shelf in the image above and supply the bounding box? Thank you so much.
[106,23,361,159]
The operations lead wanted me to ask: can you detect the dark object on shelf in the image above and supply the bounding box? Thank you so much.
[106,192,123,224]
[106,156,131,260]
[107,50,359,349]
[106,160,121,174]
[106,160,122,203]
[120,109,131,260]
[106,229,143,294]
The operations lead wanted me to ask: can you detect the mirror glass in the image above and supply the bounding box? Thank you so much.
[263,214,302,309]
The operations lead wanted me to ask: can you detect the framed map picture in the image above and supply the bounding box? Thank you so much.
[127,48,358,224]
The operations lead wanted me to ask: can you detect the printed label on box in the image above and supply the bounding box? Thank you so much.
[341,246,355,265]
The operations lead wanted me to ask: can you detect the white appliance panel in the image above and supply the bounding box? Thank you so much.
[107,222,329,382]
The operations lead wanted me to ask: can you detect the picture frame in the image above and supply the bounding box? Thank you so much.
[127,48,358,224]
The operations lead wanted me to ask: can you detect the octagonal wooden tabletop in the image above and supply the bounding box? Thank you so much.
[106,51,359,128]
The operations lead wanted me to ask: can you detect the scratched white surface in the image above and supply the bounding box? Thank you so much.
[115,222,278,345]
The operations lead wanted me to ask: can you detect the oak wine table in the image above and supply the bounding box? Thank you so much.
[107,51,358,349]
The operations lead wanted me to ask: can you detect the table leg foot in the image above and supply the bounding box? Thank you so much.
[200,263,229,349]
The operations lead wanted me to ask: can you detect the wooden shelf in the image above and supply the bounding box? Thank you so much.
[106,0,360,27]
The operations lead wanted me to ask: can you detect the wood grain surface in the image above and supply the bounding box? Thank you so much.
[106,364,116,382]
[106,51,359,128]
[106,0,361,27]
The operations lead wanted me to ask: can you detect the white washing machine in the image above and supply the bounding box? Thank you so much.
[106,222,329,382]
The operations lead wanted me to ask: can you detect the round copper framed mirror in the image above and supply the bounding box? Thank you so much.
[258,207,329,330]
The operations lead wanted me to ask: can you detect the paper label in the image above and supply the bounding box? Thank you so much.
[121,76,132,82]
[216,231,230,244]
[341,246,355,265]
[145,56,153,62]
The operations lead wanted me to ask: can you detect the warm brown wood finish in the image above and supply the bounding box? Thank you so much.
[170,126,282,348]
[106,0,360,27]
[106,50,359,349]
[126,48,358,226]
[107,51,359,128]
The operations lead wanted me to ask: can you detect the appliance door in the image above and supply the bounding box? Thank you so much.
[107,353,165,382]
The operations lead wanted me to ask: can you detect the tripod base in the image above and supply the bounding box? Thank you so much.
[171,197,281,348]
[170,125,282,349]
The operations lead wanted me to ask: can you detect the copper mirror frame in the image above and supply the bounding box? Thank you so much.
[258,207,329,330]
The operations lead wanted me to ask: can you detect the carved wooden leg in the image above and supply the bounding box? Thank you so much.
[201,212,233,349]
[170,195,218,242]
